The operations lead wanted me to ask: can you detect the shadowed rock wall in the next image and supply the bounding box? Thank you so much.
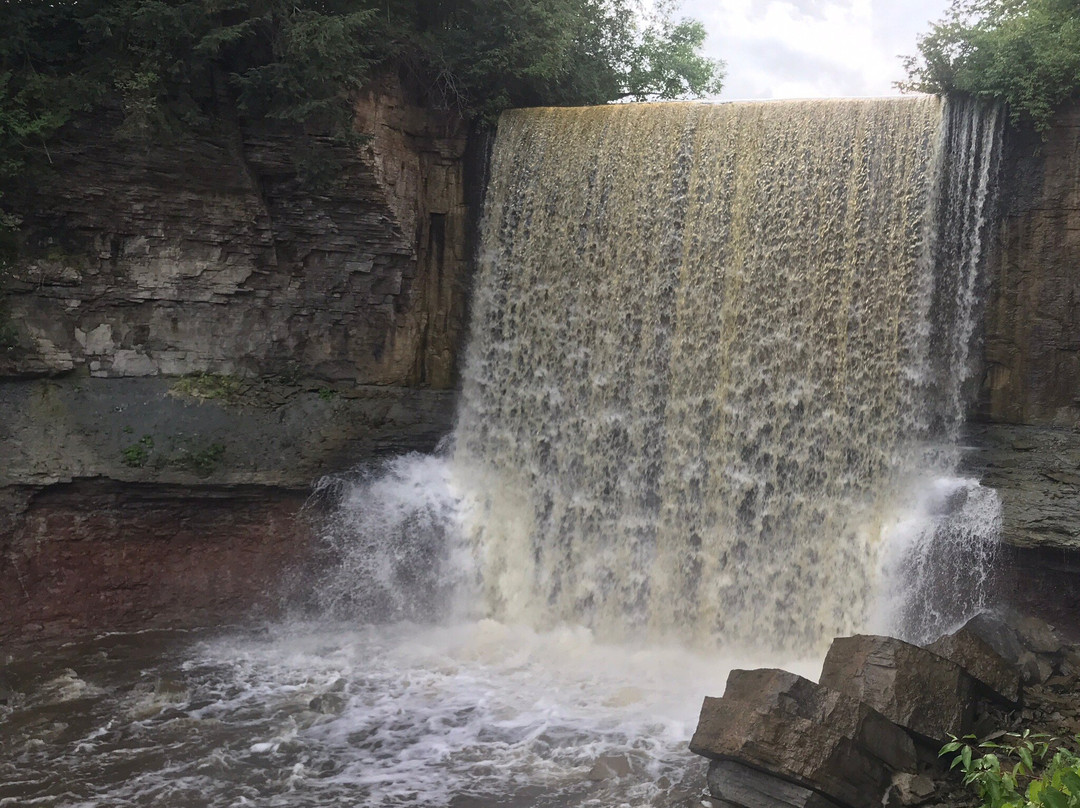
[983,105,1080,428]
[974,103,1080,554]
[0,76,475,641]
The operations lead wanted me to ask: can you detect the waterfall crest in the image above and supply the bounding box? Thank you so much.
[451,97,1002,652]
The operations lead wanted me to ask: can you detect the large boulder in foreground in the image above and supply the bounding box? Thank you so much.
[690,668,916,808]
[926,626,1021,704]
[819,635,975,743]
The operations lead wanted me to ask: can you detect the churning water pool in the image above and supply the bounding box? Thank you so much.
[0,621,819,808]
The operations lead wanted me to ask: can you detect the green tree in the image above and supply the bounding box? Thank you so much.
[0,0,724,174]
[902,0,1080,132]
[395,0,724,118]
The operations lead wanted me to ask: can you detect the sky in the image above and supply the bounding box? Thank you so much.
[678,0,953,100]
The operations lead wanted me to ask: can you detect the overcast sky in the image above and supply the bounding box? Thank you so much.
[677,0,953,100]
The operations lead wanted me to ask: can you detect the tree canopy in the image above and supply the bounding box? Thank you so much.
[902,0,1080,131]
[0,0,724,178]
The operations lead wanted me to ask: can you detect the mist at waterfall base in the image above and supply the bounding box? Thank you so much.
[1,98,1004,808]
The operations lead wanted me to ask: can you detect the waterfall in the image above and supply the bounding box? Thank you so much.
[449,97,1003,653]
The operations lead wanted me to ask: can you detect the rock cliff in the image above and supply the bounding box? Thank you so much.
[0,76,475,641]
[4,90,1080,641]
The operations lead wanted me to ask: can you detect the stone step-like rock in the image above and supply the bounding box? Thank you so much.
[690,668,916,808]
[706,759,845,808]
[819,635,976,744]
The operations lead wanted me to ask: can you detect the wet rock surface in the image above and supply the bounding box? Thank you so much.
[981,105,1080,430]
[819,635,977,743]
[0,480,312,644]
[925,626,1020,704]
[966,424,1080,552]
[705,759,845,808]
[690,668,916,808]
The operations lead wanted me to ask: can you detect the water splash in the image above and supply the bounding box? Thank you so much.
[876,476,1002,644]
[310,453,472,623]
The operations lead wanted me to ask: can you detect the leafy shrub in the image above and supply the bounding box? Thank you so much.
[903,0,1080,132]
[0,0,724,175]
[943,730,1080,808]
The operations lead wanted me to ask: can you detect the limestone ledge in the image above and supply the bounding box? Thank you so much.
[0,375,455,490]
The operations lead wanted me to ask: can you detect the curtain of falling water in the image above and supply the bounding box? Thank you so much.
[452,98,1001,653]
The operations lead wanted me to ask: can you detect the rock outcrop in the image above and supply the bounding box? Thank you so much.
[818,635,978,743]
[692,611,1077,808]
[1,80,470,388]
[968,102,1080,615]
[690,668,917,808]
[981,105,1080,430]
[0,75,477,641]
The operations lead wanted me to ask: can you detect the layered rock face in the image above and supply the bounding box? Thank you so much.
[0,76,474,641]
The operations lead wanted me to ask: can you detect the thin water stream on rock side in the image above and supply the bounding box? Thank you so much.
[2,97,1003,806]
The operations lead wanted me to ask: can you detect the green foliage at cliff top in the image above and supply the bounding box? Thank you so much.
[902,0,1080,132]
[0,0,724,178]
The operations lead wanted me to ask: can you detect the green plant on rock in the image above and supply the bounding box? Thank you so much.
[171,372,245,404]
[171,442,226,477]
[943,730,1080,808]
[121,434,155,468]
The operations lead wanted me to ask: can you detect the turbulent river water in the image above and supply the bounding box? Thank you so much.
[0,623,820,807]
[3,97,1004,806]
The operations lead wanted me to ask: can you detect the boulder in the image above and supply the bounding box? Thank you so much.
[961,610,1065,664]
[885,773,937,807]
[961,612,1027,664]
[1014,615,1066,656]
[1018,651,1055,685]
[819,635,976,743]
[690,668,916,808]
[927,627,1021,704]
[706,759,845,808]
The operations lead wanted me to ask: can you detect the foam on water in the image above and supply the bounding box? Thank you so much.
[0,625,817,807]
[311,453,474,623]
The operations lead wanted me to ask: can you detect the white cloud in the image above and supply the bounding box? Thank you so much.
[676,0,951,99]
